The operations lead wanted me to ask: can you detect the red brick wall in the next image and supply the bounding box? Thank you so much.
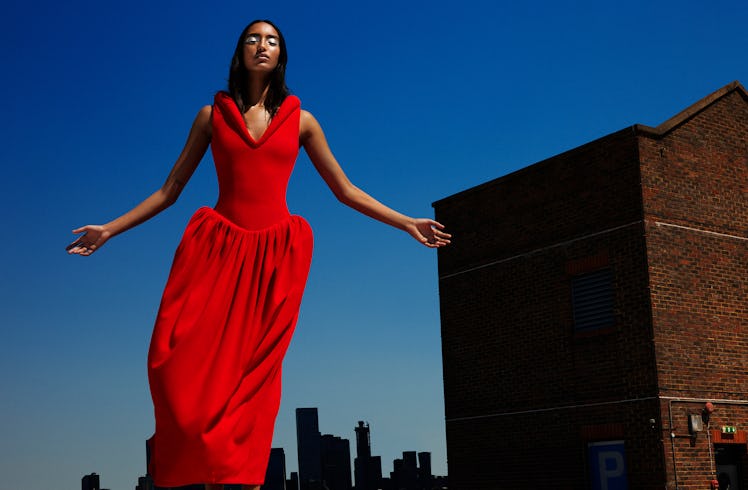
[438,229,655,417]
[435,128,642,276]
[639,90,748,234]
[434,85,748,489]
[435,128,664,488]
[661,400,748,490]
[639,89,748,489]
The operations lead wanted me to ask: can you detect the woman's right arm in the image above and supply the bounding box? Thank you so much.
[67,105,213,256]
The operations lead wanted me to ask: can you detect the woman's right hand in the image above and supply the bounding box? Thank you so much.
[65,105,212,258]
[66,225,112,256]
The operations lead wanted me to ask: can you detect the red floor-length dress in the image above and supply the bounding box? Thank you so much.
[147,92,313,487]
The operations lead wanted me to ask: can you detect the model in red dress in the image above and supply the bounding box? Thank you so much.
[67,20,450,490]
[146,91,313,486]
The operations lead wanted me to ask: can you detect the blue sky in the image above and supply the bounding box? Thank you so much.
[1,0,746,489]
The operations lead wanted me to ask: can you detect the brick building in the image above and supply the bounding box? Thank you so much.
[433,81,747,489]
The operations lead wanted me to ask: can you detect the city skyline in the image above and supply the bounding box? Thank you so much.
[293,407,445,490]
[80,408,444,490]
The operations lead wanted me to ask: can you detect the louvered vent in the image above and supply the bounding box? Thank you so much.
[571,269,614,332]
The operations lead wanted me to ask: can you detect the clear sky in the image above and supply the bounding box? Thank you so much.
[1,0,746,489]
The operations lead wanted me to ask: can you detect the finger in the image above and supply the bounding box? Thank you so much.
[68,242,95,255]
[68,238,87,250]
[66,234,90,250]
[420,219,445,230]
[72,226,89,234]
[431,234,450,244]
[426,229,449,241]
[422,235,438,247]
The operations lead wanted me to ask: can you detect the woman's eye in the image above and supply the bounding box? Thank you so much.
[245,35,260,45]
[267,38,279,46]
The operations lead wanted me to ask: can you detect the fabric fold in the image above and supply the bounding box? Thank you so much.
[148,207,313,486]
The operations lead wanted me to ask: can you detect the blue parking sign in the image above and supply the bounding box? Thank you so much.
[588,440,628,490]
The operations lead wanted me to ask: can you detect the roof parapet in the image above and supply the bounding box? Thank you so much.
[635,80,746,137]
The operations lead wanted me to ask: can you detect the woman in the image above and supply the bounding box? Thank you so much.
[68,19,450,490]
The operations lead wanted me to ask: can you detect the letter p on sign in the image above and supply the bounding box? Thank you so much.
[588,441,628,490]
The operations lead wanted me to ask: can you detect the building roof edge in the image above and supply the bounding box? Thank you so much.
[634,80,746,137]
[432,81,746,208]
[432,127,635,208]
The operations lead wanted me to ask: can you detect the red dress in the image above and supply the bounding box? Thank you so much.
[147,92,313,487]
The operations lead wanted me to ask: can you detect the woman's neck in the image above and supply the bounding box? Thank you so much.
[244,76,271,108]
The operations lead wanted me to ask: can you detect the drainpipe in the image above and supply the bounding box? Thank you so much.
[667,399,681,489]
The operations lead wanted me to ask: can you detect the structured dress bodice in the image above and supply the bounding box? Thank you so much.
[211,91,301,229]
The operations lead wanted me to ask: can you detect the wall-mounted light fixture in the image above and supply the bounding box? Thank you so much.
[689,414,703,435]
[702,402,715,426]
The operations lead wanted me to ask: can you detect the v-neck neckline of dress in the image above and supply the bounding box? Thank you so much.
[244,109,271,143]
[217,92,298,148]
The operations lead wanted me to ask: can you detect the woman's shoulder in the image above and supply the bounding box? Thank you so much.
[192,105,213,138]
[299,105,319,122]
[195,104,212,122]
[299,108,324,144]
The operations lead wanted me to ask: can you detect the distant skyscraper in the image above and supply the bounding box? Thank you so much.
[321,434,352,490]
[390,458,404,489]
[296,408,322,490]
[389,451,434,490]
[369,456,382,489]
[401,452,418,490]
[287,471,299,490]
[354,421,370,490]
[354,421,382,490]
[417,452,432,490]
[135,475,154,490]
[355,421,371,461]
[262,447,287,490]
[81,473,100,490]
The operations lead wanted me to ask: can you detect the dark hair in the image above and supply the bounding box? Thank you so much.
[227,19,290,117]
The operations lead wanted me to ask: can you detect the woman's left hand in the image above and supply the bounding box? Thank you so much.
[66,224,112,256]
[406,219,451,248]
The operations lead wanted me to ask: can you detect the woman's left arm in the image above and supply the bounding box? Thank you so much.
[300,110,450,248]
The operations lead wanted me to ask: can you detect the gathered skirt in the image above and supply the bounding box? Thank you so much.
[147,207,313,486]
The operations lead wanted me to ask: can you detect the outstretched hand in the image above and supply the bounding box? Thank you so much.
[66,225,112,256]
[406,219,451,248]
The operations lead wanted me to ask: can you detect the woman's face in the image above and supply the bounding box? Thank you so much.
[243,22,282,74]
